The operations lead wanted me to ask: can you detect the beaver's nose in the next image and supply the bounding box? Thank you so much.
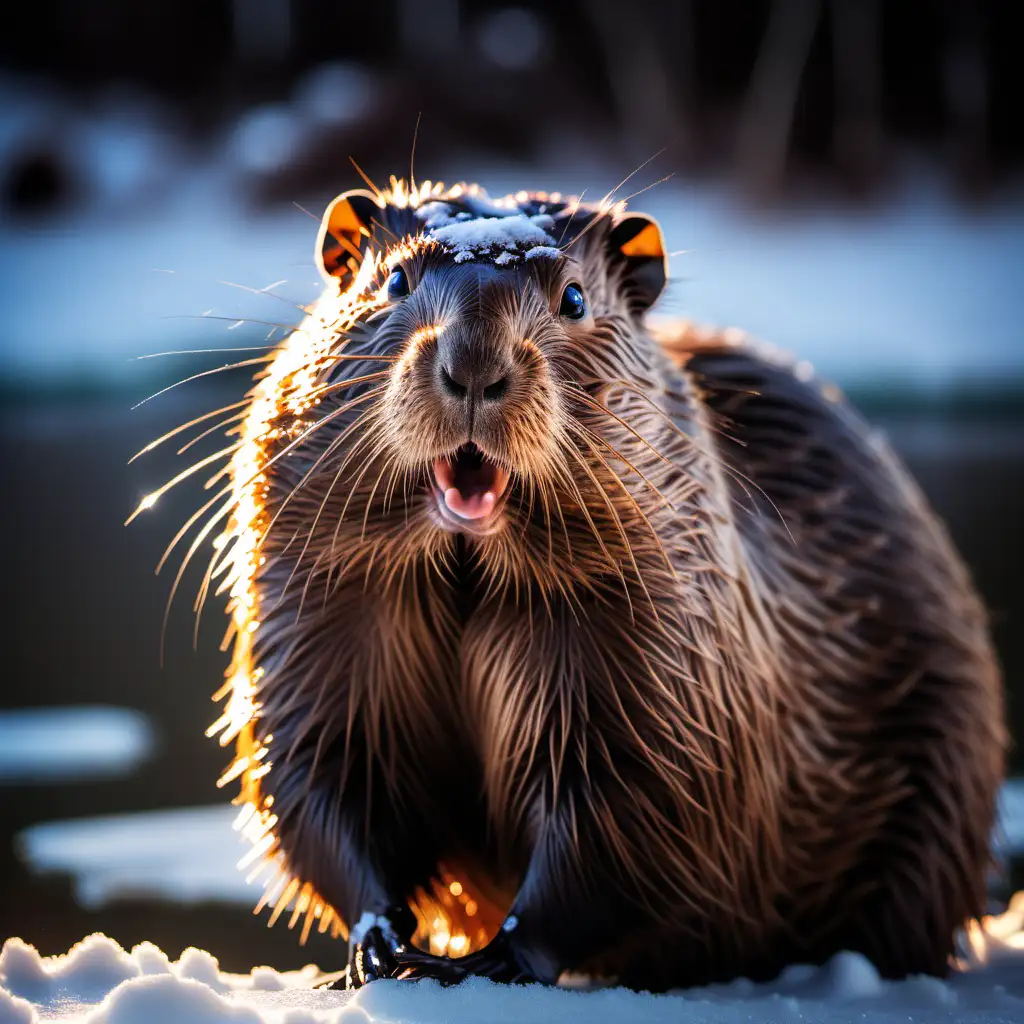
[436,340,511,405]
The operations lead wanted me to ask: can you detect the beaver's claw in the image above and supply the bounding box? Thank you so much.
[396,928,537,985]
[348,924,404,986]
[331,911,538,988]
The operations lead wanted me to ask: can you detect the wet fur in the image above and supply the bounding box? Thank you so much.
[244,187,1004,988]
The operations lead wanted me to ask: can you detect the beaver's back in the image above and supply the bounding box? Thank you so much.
[652,326,1005,980]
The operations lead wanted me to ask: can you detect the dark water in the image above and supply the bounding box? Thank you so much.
[1,389,1022,972]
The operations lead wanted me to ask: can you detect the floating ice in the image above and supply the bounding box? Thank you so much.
[17,805,251,908]
[0,707,154,784]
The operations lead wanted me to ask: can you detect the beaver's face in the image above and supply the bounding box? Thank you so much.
[376,252,586,539]
[269,183,670,585]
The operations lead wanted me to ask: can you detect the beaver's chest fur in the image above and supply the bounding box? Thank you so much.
[246,335,1001,989]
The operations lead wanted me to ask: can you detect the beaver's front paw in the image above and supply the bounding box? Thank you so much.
[345,923,403,987]
[328,907,417,989]
[434,925,539,985]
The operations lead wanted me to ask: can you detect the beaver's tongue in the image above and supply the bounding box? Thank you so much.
[432,443,508,521]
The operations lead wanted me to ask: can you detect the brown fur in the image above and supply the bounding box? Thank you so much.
[188,182,1005,988]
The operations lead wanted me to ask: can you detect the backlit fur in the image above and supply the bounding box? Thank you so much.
[145,178,1005,987]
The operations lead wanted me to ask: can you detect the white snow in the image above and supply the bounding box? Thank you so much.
[3,913,1024,1024]
[412,202,457,230]
[426,213,558,264]
[0,708,153,784]
[524,245,562,261]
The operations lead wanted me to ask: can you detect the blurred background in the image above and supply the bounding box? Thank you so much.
[1,0,1022,974]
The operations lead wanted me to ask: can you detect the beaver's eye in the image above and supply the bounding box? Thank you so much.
[559,283,586,320]
[387,266,410,301]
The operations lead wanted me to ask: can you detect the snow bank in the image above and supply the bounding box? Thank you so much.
[3,906,1024,1024]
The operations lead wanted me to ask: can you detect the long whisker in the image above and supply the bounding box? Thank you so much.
[349,157,385,200]
[598,377,795,544]
[277,428,387,611]
[129,399,251,463]
[177,411,248,455]
[131,357,273,410]
[216,278,312,317]
[574,417,675,512]
[160,497,234,663]
[570,425,675,578]
[126,441,243,524]
[562,150,666,253]
[618,172,676,206]
[549,456,630,605]
[159,315,304,333]
[264,401,383,543]
[555,190,587,247]
[567,385,674,469]
[156,484,234,575]
[136,345,285,359]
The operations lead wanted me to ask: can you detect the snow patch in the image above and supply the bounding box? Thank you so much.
[85,974,263,1024]
[524,245,562,261]
[3,920,1024,1024]
[0,986,35,1024]
[427,214,556,264]
[412,202,455,230]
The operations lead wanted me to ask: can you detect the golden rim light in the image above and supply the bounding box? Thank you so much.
[134,178,545,951]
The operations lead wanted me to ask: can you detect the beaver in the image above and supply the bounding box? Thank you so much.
[146,178,1005,990]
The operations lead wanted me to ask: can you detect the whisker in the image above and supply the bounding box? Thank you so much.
[562,150,666,253]
[126,441,243,524]
[555,189,587,247]
[159,315,304,333]
[349,157,385,200]
[156,484,234,575]
[596,377,795,543]
[409,111,422,191]
[570,425,675,579]
[277,429,387,612]
[131,357,272,411]
[128,399,250,463]
[264,401,383,543]
[216,278,311,317]
[135,345,285,359]
[177,411,248,455]
[618,172,676,206]
[160,497,234,663]
[566,385,674,469]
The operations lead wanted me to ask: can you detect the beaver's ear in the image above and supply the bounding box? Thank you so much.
[608,214,667,313]
[316,189,381,289]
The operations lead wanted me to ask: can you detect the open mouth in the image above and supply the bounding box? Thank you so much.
[431,443,510,529]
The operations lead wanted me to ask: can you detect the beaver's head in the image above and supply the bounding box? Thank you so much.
[223,180,675,606]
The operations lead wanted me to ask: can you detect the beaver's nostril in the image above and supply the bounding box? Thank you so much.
[440,365,468,399]
[482,376,509,402]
